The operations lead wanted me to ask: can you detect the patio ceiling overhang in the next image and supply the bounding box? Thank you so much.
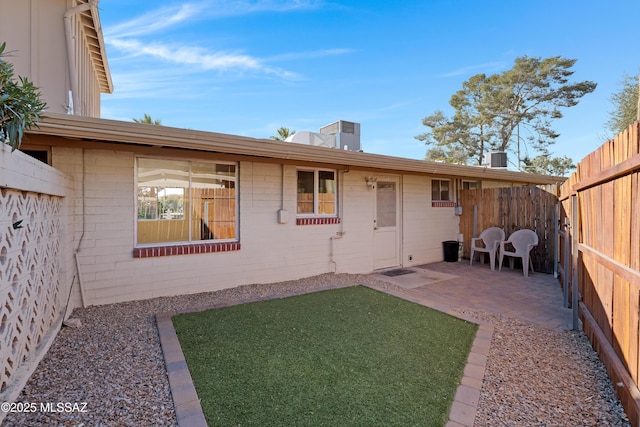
[30,113,566,185]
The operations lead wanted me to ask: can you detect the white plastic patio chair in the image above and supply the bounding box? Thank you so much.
[498,229,539,277]
[470,227,505,271]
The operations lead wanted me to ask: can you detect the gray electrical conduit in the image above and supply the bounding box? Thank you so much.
[74,149,87,308]
[330,168,348,272]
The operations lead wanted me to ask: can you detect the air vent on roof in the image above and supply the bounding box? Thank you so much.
[485,151,507,168]
[286,120,361,152]
[319,120,360,151]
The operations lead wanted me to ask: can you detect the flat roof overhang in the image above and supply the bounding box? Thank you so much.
[28,113,566,185]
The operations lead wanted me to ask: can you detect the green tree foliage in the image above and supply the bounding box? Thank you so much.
[133,113,162,125]
[522,153,575,176]
[606,72,639,135]
[0,42,46,151]
[416,56,596,169]
[425,146,468,164]
[270,126,295,141]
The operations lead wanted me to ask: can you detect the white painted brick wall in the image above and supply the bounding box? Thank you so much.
[48,148,465,305]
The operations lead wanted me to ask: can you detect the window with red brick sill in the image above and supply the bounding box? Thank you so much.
[297,168,337,217]
[136,157,238,249]
[133,242,240,258]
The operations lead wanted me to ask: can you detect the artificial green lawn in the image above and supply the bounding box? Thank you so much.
[172,286,478,426]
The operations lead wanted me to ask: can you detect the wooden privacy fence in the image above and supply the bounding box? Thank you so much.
[559,121,640,426]
[459,185,559,273]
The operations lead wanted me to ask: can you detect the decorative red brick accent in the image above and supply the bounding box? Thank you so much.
[133,242,241,258]
[296,217,342,225]
[432,201,456,208]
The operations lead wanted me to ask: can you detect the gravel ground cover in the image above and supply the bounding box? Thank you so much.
[3,273,631,426]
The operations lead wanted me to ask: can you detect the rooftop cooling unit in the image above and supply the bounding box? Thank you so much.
[285,131,334,148]
[319,120,361,151]
[485,151,507,168]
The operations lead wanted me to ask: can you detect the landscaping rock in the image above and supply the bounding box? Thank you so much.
[3,273,630,426]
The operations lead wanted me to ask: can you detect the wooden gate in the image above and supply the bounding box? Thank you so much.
[459,185,559,273]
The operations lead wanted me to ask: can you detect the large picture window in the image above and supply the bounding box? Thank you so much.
[297,169,336,216]
[136,158,237,245]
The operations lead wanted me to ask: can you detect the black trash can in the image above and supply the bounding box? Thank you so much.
[442,240,459,262]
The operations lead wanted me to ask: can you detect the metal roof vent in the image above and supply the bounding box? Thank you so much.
[319,120,360,151]
[485,151,507,168]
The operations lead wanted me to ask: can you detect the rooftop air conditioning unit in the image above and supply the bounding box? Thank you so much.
[485,151,507,168]
[319,120,361,151]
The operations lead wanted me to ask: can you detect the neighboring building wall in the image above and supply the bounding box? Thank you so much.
[0,144,74,421]
[482,180,527,188]
[70,3,104,117]
[0,0,108,117]
[0,0,69,114]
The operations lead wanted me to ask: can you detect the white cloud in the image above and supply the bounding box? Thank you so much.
[102,1,335,80]
[439,61,507,78]
[104,1,327,38]
[266,48,353,62]
[107,38,301,79]
[104,3,204,38]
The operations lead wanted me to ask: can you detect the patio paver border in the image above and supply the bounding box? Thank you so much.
[156,283,493,427]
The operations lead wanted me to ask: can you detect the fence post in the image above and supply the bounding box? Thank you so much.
[571,194,580,330]
[563,218,571,309]
[472,204,478,239]
[554,202,559,278]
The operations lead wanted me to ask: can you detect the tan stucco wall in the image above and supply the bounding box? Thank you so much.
[0,0,105,117]
[0,0,69,114]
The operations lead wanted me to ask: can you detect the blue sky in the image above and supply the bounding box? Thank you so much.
[99,0,639,168]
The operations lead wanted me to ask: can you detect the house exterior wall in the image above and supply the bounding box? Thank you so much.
[43,145,465,306]
[402,175,459,265]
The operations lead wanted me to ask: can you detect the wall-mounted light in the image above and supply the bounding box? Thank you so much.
[365,176,377,190]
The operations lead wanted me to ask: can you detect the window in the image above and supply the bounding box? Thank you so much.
[297,169,336,215]
[431,179,450,201]
[462,181,478,190]
[136,158,237,245]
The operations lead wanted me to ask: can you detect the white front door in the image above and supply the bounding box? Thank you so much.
[374,179,400,269]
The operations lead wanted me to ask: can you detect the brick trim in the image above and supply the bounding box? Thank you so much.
[133,242,240,258]
[432,201,456,208]
[296,217,342,225]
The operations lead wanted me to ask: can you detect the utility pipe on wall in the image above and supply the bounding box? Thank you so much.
[64,0,99,115]
[330,168,348,272]
[74,148,87,308]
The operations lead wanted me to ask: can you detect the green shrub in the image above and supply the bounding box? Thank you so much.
[0,42,46,151]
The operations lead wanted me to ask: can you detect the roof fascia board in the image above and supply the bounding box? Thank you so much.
[30,113,565,185]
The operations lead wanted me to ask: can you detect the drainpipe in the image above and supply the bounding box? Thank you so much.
[330,169,348,272]
[64,0,99,115]
[74,149,87,308]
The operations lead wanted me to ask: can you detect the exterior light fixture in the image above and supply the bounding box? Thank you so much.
[365,176,377,190]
